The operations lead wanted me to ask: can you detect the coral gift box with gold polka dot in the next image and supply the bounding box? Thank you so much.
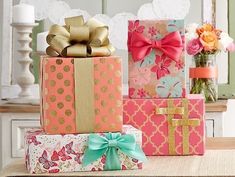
[40,56,123,134]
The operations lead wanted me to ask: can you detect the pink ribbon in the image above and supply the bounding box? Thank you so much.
[129,31,183,62]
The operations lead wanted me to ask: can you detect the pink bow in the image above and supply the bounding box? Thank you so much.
[129,31,183,62]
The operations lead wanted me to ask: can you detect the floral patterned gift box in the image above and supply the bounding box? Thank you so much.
[40,56,123,134]
[128,20,186,98]
[123,94,205,156]
[25,125,146,174]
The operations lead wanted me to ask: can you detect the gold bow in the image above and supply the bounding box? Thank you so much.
[46,16,115,57]
[155,99,200,155]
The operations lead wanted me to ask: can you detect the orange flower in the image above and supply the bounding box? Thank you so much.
[199,31,218,51]
[197,24,214,35]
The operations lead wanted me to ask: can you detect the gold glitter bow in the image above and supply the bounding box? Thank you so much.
[155,99,200,155]
[46,16,115,57]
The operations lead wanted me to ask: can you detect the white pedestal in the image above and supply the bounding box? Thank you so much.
[8,23,39,105]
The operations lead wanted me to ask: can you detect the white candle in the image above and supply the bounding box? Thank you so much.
[37,31,49,53]
[13,3,35,23]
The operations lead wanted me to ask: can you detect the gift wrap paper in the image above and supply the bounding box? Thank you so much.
[123,95,205,155]
[25,125,142,174]
[128,20,186,98]
[40,56,122,134]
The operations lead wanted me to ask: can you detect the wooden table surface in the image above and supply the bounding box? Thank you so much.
[1,138,235,177]
[0,100,228,113]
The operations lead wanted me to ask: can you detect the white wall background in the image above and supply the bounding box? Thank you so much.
[11,0,229,88]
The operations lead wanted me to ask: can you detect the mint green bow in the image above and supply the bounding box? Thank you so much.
[83,132,147,170]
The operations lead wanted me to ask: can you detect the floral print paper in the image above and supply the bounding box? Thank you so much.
[128,20,186,98]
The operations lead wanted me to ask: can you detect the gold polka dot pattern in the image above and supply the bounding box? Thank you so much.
[43,57,75,134]
[41,56,122,134]
[93,57,122,132]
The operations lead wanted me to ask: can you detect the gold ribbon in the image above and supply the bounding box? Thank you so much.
[74,58,95,133]
[155,99,200,155]
[46,16,115,57]
[156,107,184,115]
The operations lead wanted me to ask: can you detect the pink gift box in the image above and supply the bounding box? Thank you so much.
[128,20,186,98]
[25,125,143,174]
[123,94,205,156]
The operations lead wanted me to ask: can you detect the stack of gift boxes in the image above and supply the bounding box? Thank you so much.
[125,19,205,156]
[24,16,205,174]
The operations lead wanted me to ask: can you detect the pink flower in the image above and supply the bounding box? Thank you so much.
[129,88,135,97]
[128,20,145,33]
[186,38,203,55]
[148,26,157,36]
[137,88,146,98]
[227,42,235,52]
[129,66,151,85]
[128,20,145,51]
[175,60,184,70]
[151,55,171,79]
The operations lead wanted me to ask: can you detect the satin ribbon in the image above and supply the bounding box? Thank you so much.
[155,99,200,155]
[129,31,183,62]
[83,133,147,170]
[74,59,95,133]
[46,16,115,57]
[189,67,218,79]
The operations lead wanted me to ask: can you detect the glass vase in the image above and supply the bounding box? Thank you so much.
[190,54,218,103]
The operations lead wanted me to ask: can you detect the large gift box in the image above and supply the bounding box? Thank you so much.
[128,20,186,98]
[123,95,205,155]
[40,56,122,134]
[25,125,145,174]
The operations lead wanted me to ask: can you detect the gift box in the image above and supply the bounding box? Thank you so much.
[128,20,186,98]
[123,94,205,156]
[40,56,122,134]
[25,125,145,174]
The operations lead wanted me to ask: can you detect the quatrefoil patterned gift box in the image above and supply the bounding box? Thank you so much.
[40,56,122,134]
[123,94,205,156]
[128,20,186,98]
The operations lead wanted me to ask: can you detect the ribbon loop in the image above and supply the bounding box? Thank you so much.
[90,27,109,46]
[67,44,87,57]
[65,16,84,27]
[69,26,90,42]
[83,133,147,170]
[46,16,115,57]
[49,35,70,57]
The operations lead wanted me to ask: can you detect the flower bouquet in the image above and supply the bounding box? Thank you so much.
[186,23,235,102]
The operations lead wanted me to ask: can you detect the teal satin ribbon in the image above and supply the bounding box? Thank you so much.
[83,133,147,170]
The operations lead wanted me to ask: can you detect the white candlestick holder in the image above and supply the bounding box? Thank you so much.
[8,23,39,105]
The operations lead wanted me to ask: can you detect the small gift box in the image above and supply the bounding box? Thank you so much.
[123,94,205,156]
[128,20,186,98]
[40,16,123,134]
[25,125,146,174]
